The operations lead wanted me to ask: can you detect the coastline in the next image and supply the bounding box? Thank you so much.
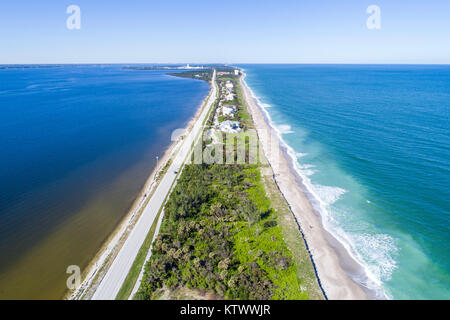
[70,70,377,300]
[68,76,213,300]
[240,73,374,300]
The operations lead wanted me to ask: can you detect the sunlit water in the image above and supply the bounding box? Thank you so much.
[0,65,209,299]
[241,64,450,299]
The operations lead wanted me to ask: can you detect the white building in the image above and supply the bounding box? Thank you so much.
[222,105,237,117]
[219,120,241,133]
[225,93,235,101]
[225,81,234,90]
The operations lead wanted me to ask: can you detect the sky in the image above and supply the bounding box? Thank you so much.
[0,0,449,64]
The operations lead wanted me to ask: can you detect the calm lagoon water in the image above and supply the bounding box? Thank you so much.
[0,65,209,299]
[241,64,450,299]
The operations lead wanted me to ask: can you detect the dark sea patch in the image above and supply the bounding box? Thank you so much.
[0,65,209,299]
[240,64,450,299]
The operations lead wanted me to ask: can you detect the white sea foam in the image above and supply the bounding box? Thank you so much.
[261,103,272,108]
[312,185,347,206]
[244,78,394,299]
[351,233,398,283]
[299,164,317,176]
[277,124,294,134]
[303,169,317,177]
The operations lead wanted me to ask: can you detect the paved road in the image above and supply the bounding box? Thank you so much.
[92,71,216,300]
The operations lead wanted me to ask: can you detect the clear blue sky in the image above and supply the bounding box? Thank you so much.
[1,0,449,64]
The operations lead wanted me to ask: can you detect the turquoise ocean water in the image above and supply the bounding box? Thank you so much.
[240,64,449,299]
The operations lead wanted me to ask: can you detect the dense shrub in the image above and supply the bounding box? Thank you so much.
[136,164,307,300]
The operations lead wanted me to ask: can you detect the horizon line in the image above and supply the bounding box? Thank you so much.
[1,62,450,66]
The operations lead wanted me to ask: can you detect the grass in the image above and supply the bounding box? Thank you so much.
[136,162,309,300]
[259,161,324,300]
[222,75,323,299]
[156,159,172,182]
[233,167,309,300]
[235,74,324,299]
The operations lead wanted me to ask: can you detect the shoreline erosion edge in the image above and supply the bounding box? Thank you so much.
[71,68,377,300]
[240,72,376,300]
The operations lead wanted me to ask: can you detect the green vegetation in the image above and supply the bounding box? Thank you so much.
[135,163,308,300]
[124,66,213,82]
[156,159,173,182]
[167,70,213,82]
[134,70,322,300]
[259,162,324,299]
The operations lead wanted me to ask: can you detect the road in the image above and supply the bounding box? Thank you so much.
[92,71,216,300]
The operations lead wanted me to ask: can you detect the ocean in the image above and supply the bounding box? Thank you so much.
[0,65,210,299]
[240,64,450,299]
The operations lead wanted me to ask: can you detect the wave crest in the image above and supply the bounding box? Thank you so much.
[277,124,294,134]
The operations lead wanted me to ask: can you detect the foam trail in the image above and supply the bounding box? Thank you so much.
[277,124,295,134]
[244,78,391,299]
[299,164,317,176]
[296,152,308,158]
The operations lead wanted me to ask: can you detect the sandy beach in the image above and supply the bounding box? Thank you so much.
[240,74,372,300]
[70,71,371,300]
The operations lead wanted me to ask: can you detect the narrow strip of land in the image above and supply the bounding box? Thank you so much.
[91,71,217,300]
[133,70,324,300]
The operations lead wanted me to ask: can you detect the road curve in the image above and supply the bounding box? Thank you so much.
[92,71,216,300]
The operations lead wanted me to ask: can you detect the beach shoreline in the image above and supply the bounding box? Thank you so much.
[67,75,213,300]
[240,73,376,300]
[70,69,377,300]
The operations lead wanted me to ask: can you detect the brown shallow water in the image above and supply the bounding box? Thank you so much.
[0,149,156,299]
[0,66,210,299]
